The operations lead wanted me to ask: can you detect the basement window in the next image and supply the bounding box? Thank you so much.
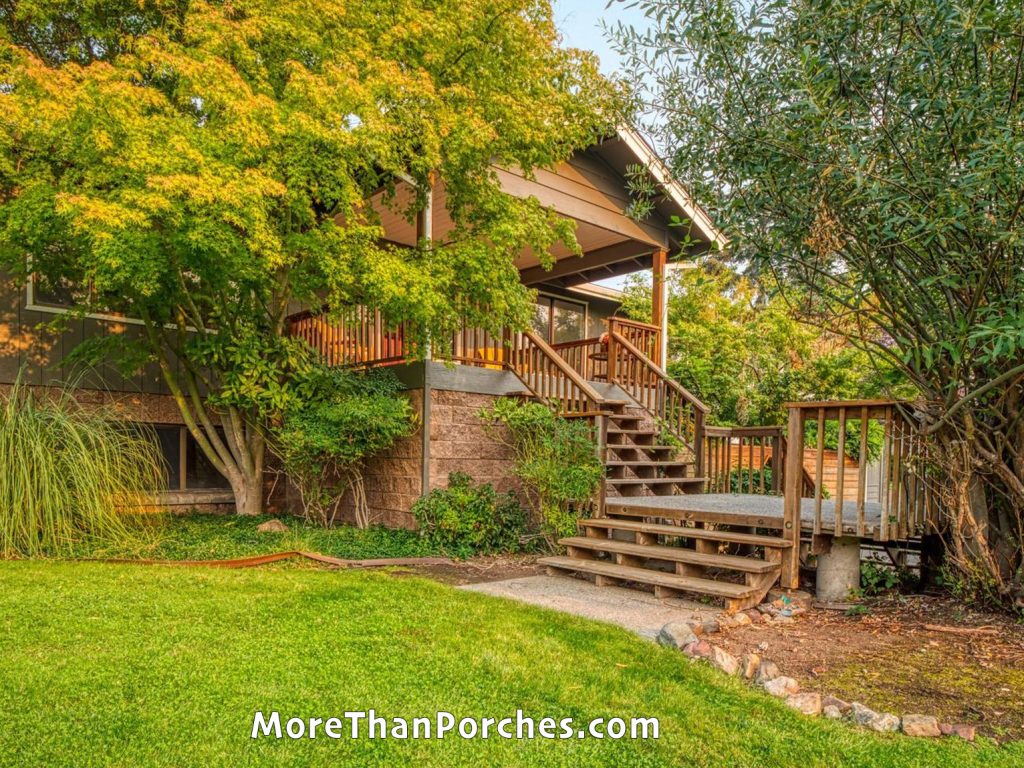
[153,425,231,491]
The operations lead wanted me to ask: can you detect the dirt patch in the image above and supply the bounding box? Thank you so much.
[389,554,544,586]
[715,593,1024,742]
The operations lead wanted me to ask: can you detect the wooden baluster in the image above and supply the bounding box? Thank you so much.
[857,406,869,537]
[814,407,825,535]
[882,406,894,541]
[781,406,804,589]
[835,408,847,533]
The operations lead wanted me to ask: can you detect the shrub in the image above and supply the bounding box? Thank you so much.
[272,367,416,528]
[411,473,527,558]
[479,399,603,546]
[0,379,164,557]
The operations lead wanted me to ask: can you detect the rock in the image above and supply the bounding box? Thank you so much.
[756,640,769,652]
[851,702,880,727]
[710,645,739,675]
[773,615,796,625]
[939,723,954,736]
[823,705,843,720]
[744,609,763,624]
[768,589,813,610]
[733,612,752,626]
[763,676,800,698]
[950,724,976,742]
[685,618,705,636]
[785,692,822,716]
[757,603,777,615]
[901,714,941,738]
[755,660,782,685]
[822,695,851,714]
[702,618,721,634]
[682,639,713,660]
[871,713,901,733]
[657,621,699,650]
[718,614,739,629]
[257,519,289,533]
[740,653,760,680]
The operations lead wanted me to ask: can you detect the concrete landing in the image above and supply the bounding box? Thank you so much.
[459,574,716,640]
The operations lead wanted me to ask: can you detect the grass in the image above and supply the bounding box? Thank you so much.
[1,562,1021,767]
[61,511,442,562]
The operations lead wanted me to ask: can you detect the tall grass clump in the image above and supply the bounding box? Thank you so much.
[0,379,165,557]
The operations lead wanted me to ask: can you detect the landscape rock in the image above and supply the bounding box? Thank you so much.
[755,660,782,685]
[682,639,714,660]
[950,724,976,742]
[822,695,851,714]
[732,612,752,627]
[740,653,760,680]
[784,692,822,716]
[744,609,763,624]
[657,621,699,650]
[685,618,705,636]
[768,589,813,610]
[870,713,901,733]
[901,714,941,738]
[257,519,289,533]
[757,603,777,615]
[710,645,739,675]
[851,702,880,727]
[763,676,800,698]
[939,723,954,736]
[823,705,843,720]
[772,615,796,625]
[702,618,721,634]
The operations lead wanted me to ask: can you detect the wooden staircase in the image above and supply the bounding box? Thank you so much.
[533,324,788,611]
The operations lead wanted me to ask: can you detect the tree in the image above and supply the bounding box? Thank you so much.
[621,263,903,427]
[0,1,619,515]
[613,0,1024,608]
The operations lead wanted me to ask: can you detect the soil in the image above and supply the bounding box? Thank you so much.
[713,593,1024,742]
[390,554,544,586]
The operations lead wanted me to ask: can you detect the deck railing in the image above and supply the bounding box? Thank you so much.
[607,330,707,469]
[289,307,408,367]
[779,400,940,587]
[608,317,660,361]
[704,426,785,494]
[551,337,606,382]
[507,329,610,417]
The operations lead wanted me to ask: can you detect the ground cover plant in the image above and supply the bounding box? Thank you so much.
[1,562,1021,767]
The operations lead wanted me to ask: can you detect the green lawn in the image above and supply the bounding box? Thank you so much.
[63,512,442,562]
[1,563,1020,767]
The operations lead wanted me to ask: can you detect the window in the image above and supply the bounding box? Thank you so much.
[153,425,231,491]
[27,272,141,324]
[531,295,587,345]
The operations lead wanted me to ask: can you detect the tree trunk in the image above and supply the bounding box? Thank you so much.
[228,468,264,516]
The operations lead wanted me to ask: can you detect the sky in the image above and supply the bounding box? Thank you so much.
[551,1,631,76]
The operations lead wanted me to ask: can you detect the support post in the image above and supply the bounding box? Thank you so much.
[781,406,804,589]
[651,248,668,367]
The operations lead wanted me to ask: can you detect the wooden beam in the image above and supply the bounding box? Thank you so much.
[651,248,667,366]
[519,241,654,285]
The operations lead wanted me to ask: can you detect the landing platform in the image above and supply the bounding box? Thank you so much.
[605,493,884,537]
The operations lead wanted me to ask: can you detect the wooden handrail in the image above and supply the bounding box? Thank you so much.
[508,329,610,416]
[609,332,709,414]
[607,330,707,474]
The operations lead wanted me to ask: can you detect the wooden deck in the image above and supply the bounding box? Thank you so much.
[605,493,884,537]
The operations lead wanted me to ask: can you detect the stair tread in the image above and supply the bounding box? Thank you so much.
[560,537,780,573]
[606,460,694,467]
[579,518,793,548]
[606,477,706,485]
[539,556,761,598]
[607,444,682,453]
[607,428,660,435]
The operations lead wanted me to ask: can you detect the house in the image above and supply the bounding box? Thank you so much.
[0,127,937,609]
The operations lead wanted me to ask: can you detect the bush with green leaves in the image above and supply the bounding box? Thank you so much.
[271,367,415,528]
[411,472,527,558]
[480,399,603,546]
[0,379,164,557]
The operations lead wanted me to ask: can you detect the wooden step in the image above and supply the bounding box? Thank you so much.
[607,428,660,436]
[539,556,762,600]
[606,460,693,469]
[559,537,780,574]
[605,477,706,487]
[604,499,785,528]
[579,518,793,548]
